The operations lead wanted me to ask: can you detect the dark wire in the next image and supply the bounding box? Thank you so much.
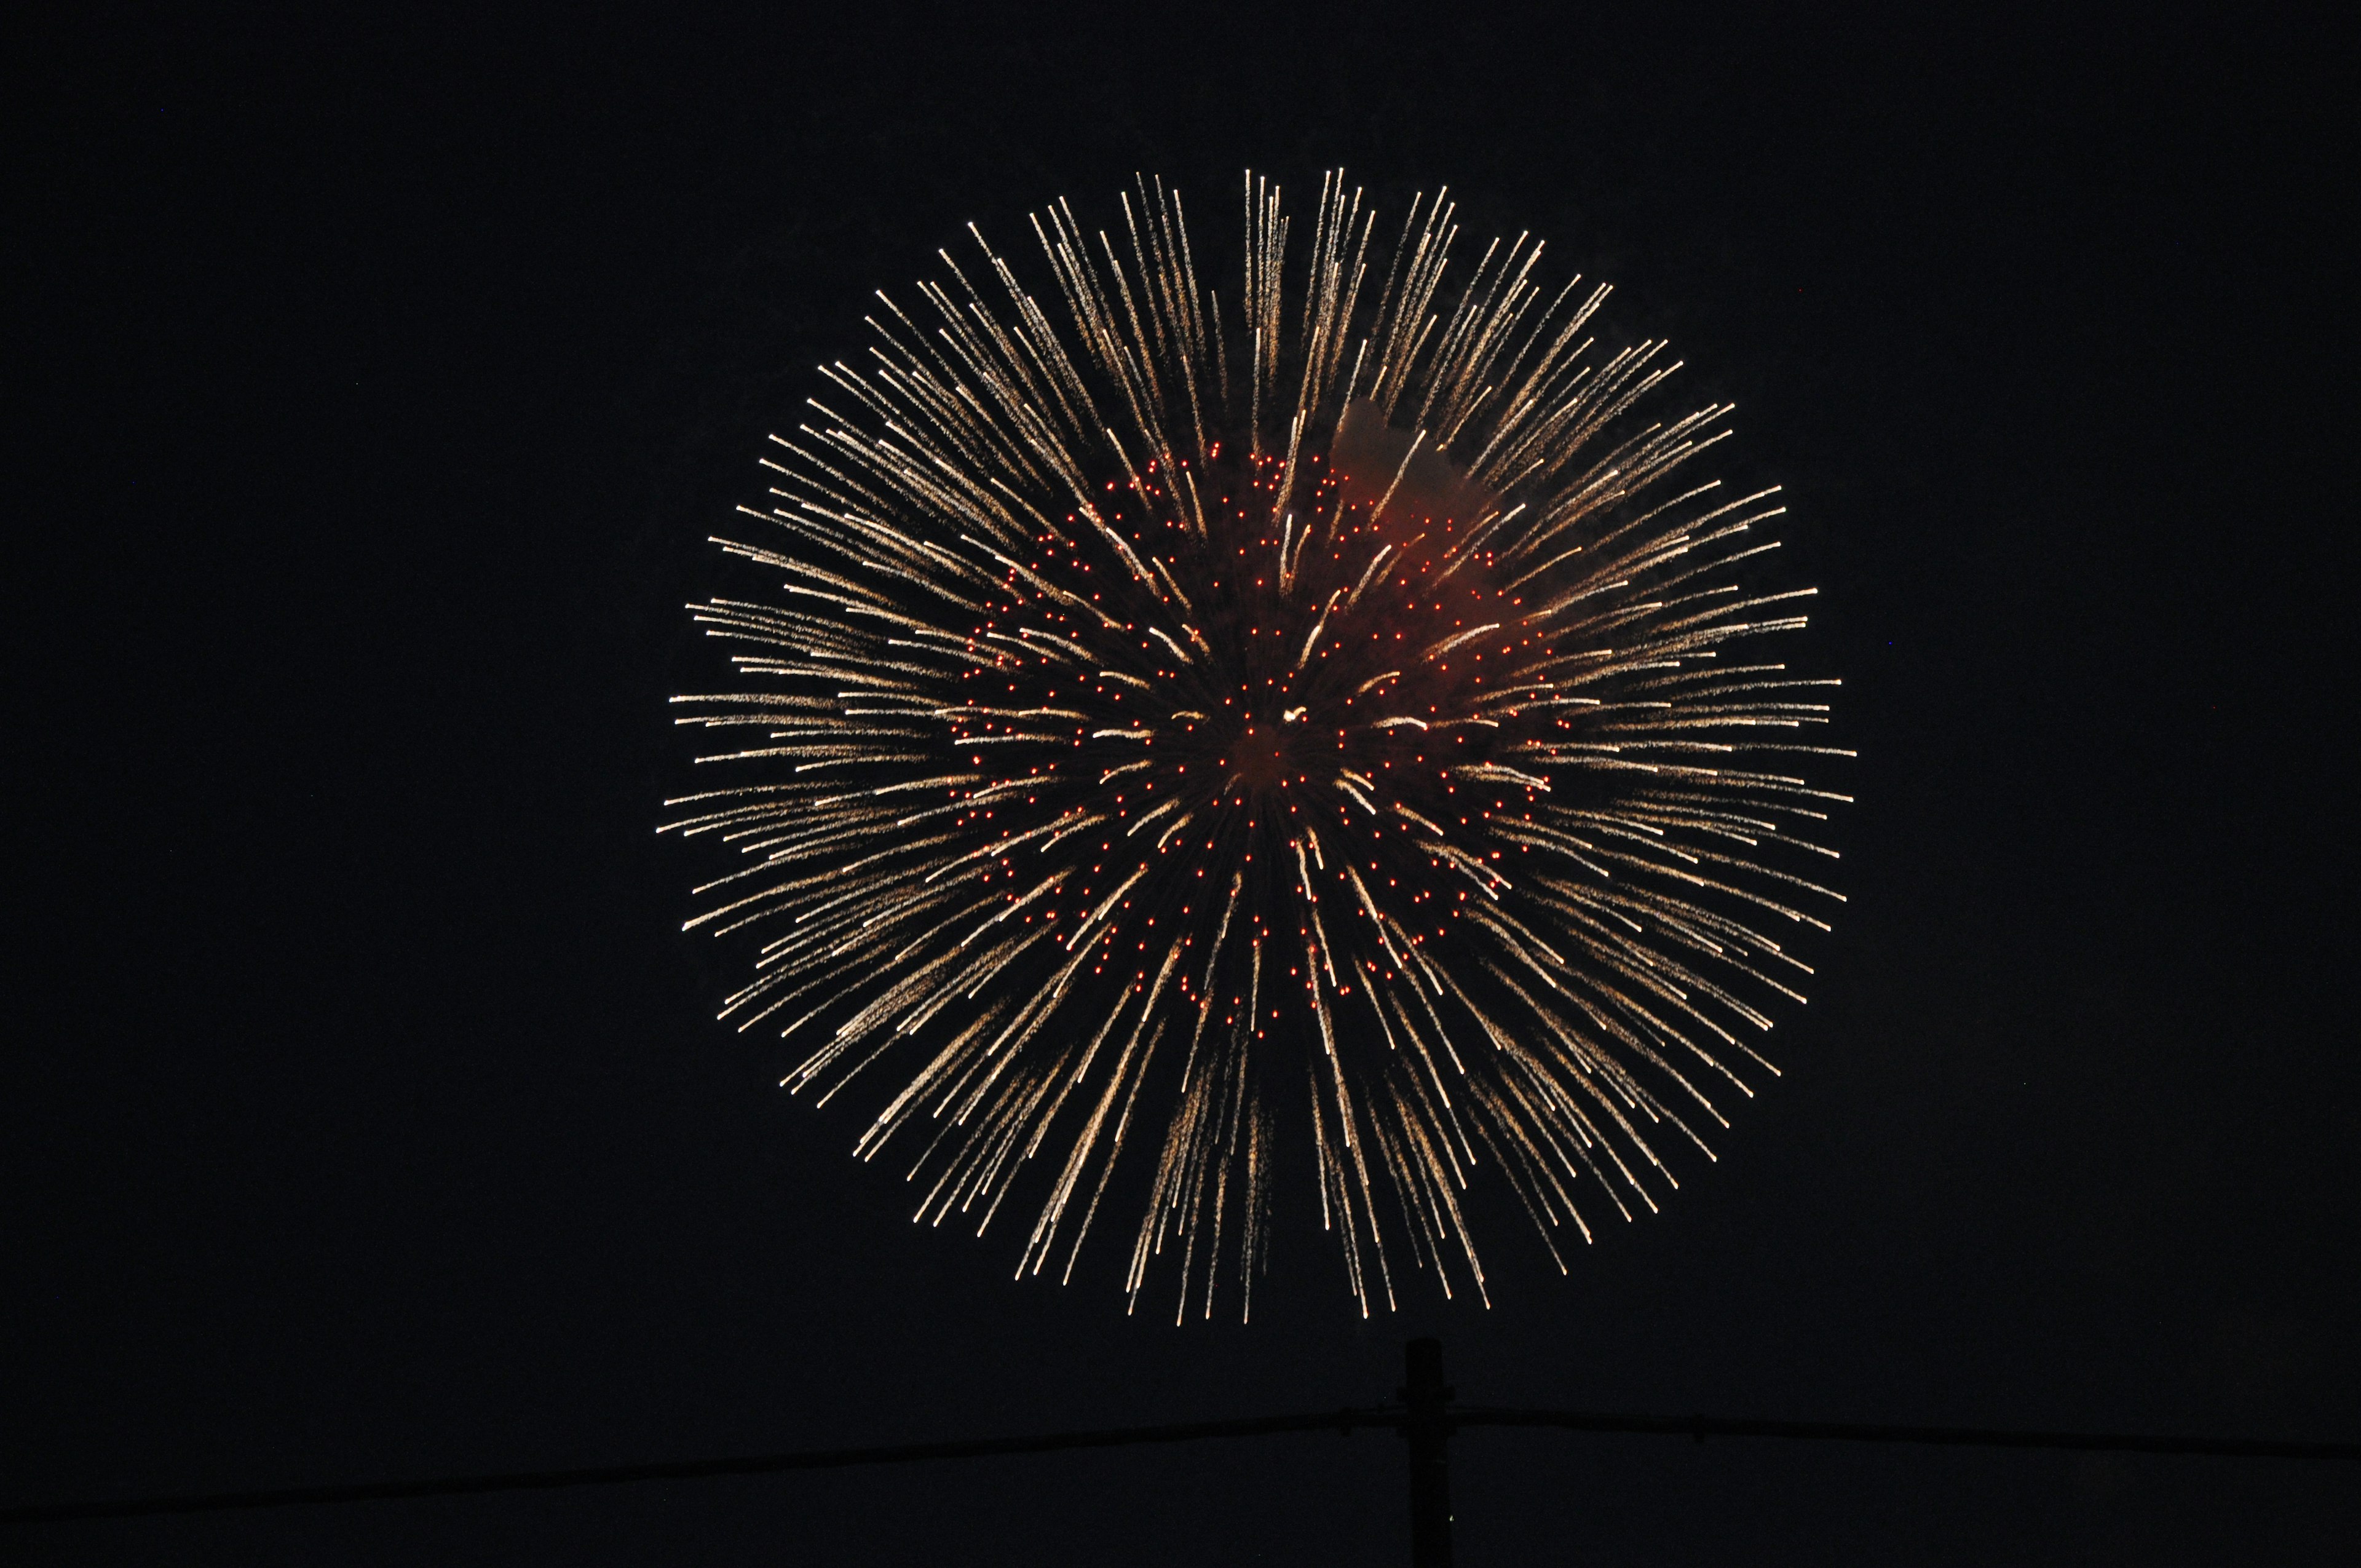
[6,1405,2354,1527]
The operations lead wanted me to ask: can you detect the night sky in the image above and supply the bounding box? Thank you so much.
[14,4,2356,1562]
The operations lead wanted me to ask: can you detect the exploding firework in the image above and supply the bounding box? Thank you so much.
[666,173,1849,1319]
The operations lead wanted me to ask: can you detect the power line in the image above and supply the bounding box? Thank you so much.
[0,1409,1389,1526]
[6,1348,2353,1533]
[1456,1407,2361,1461]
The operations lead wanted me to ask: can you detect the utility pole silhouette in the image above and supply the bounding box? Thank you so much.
[1400,1337,1455,1566]
[7,1336,2354,1552]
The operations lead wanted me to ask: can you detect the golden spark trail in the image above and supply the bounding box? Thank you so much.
[666,171,1849,1318]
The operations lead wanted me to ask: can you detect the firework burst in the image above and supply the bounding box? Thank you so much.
[666,173,1849,1319]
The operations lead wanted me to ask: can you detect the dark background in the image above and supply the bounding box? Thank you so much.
[13,2,2356,1561]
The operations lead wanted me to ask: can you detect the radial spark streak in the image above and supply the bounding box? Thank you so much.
[668,173,1849,1320]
